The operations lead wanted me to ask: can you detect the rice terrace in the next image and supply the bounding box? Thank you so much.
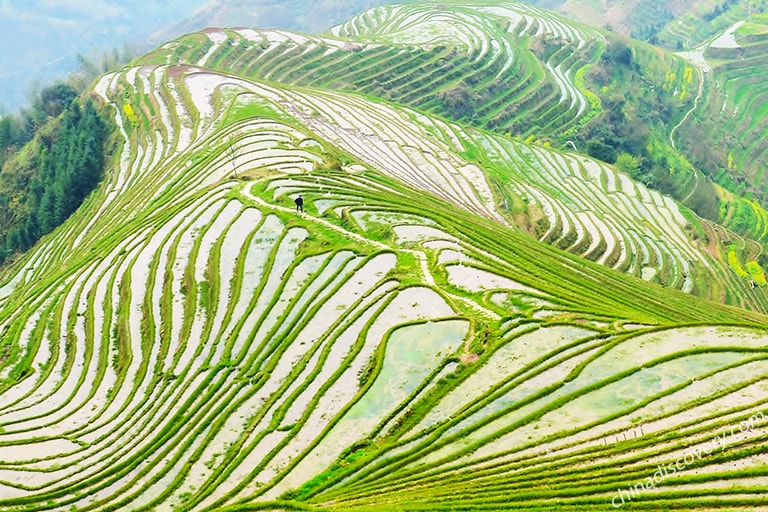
[3,1,768,511]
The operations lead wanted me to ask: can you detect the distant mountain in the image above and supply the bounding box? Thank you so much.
[0,0,414,113]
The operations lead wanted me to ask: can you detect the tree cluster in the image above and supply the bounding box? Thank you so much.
[0,83,79,170]
[579,37,720,220]
[0,97,109,264]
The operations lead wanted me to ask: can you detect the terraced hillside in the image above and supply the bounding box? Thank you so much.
[548,0,766,51]
[141,2,744,244]
[675,17,768,208]
[1,43,768,511]
[654,0,766,49]
[145,0,768,253]
[145,2,608,140]
[141,2,768,310]
[147,0,699,148]
[531,0,768,51]
[2,2,768,511]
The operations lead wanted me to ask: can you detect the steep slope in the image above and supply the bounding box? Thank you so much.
[0,50,767,512]
[141,0,768,258]
[146,0,767,53]
[653,0,766,49]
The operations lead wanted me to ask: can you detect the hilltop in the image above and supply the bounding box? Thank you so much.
[1,2,768,511]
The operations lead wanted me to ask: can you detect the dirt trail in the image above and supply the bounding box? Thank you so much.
[242,184,504,319]
[670,65,705,149]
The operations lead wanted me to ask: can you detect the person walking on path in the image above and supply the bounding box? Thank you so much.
[295,194,304,213]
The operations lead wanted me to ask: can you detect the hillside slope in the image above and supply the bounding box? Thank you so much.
[137,1,768,252]
[2,2,768,511]
[0,52,767,511]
